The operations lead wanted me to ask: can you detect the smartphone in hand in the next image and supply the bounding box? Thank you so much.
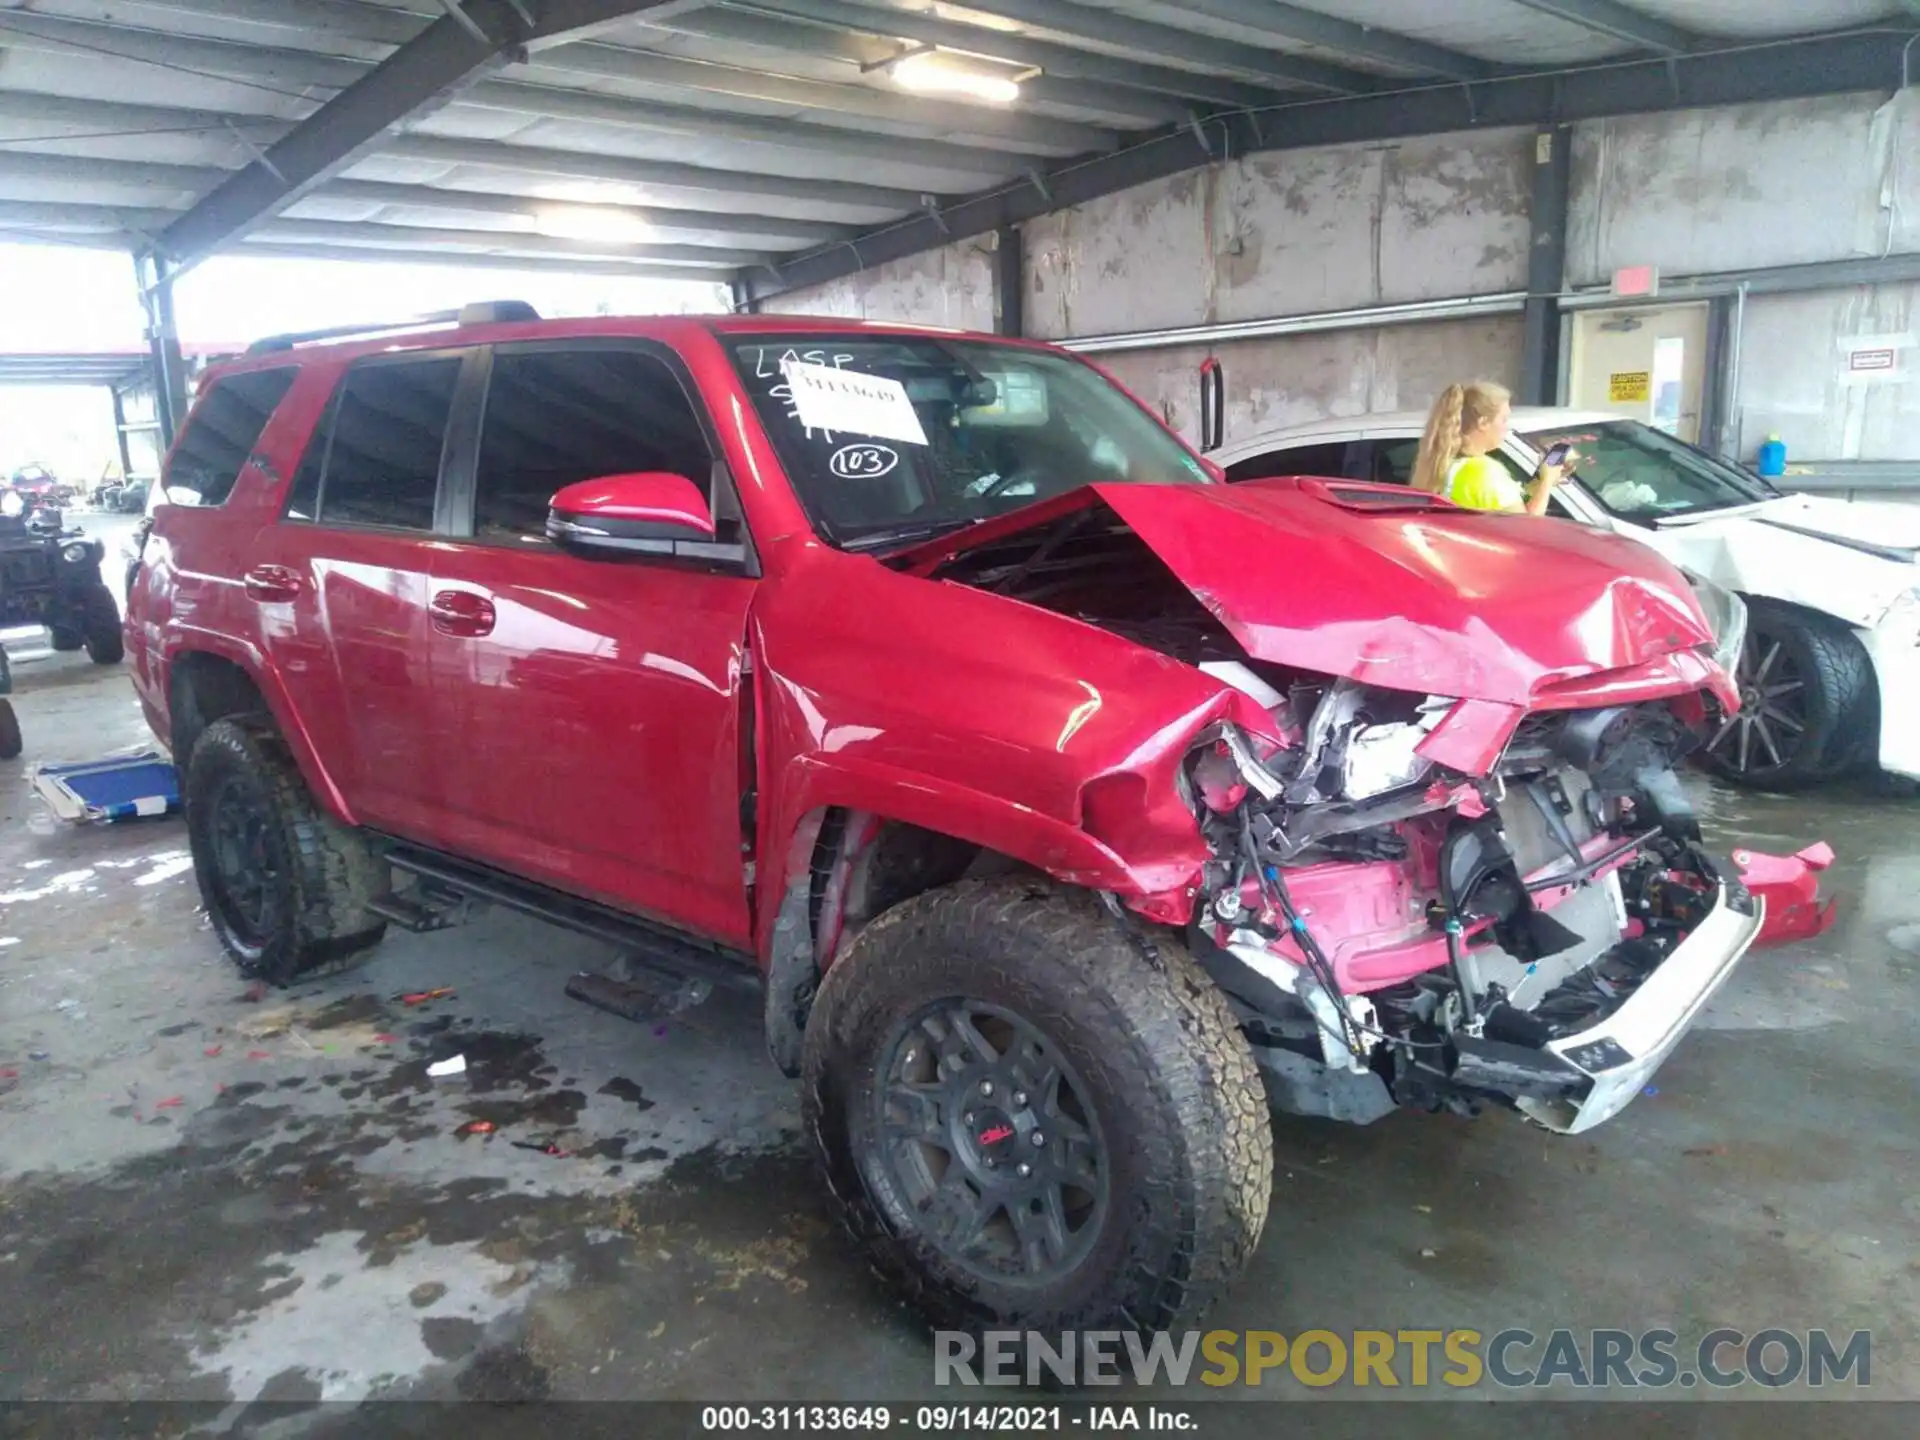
[1541,441,1573,468]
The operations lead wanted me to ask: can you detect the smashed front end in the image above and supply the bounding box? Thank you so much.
[1182,676,1763,1134]
[902,478,1798,1135]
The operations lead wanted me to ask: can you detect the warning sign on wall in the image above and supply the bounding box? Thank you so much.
[1608,371,1652,403]
[1838,333,1913,385]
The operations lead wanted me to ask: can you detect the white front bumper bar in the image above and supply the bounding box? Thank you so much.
[1519,881,1765,1135]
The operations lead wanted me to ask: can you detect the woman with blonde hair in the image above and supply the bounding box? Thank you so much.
[1411,380,1570,514]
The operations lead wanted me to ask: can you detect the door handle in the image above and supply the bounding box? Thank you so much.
[243,565,301,602]
[430,588,496,638]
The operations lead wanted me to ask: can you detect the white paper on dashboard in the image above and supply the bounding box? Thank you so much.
[780,360,929,446]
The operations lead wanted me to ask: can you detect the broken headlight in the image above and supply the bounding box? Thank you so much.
[1295,682,1452,804]
[1340,705,1448,800]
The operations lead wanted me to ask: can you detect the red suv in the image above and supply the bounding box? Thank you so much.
[127,304,1825,1339]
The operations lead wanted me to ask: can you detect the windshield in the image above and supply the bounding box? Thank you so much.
[730,336,1212,548]
[1521,419,1770,521]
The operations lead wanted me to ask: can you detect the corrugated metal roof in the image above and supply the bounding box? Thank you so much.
[0,0,1909,292]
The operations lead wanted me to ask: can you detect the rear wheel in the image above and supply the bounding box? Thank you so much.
[184,717,387,985]
[1700,601,1872,791]
[803,879,1271,1337]
[0,700,20,761]
[78,583,123,664]
[49,627,82,652]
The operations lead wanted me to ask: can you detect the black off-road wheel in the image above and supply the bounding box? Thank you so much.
[1700,600,1873,792]
[184,717,388,986]
[0,699,20,761]
[48,627,83,652]
[803,879,1272,1340]
[77,583,123,664]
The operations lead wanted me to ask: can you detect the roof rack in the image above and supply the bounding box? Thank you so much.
[245,300,540,355]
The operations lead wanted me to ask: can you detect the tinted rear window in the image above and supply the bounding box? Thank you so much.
[1224,441,1352,483]
[164,367,296,505]
[297,357,462,531]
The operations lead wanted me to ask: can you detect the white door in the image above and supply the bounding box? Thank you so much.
[1568,303,1711,443]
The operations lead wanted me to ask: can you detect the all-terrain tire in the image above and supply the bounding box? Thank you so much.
[48,627,83,652]
[803,878,1272,1338]
[183,717,387,985]
[78,583,123,664]
[0,699,20,760]
[1700,599,1873,792]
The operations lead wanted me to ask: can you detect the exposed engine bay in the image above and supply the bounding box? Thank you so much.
[1178,672,1755,1133]
[923,503,1770,1134]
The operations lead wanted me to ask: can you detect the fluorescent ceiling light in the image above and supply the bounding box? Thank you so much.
[530,205,653,244]
[531,180,648,208]
[891,51,1021,104]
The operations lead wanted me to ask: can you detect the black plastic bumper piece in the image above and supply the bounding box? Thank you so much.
[1450,1034,1591,1099]
[1250,1043,1398,1125]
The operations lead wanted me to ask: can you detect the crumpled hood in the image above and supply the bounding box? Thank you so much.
[1642,493,1918,629]
[905,479,1717,707]
[1747,494,1920,558]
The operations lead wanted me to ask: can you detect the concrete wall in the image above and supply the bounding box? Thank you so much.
[767,131,1531,441]
[1024,130,1532,444]
[773,90,1920,463]
[764,235,998,332]
[1024,130,1534,339]
[1097,317,1523,447]
[1567,91,1920,286]
[1571,89,1920,462]
[1735,283,1920,462]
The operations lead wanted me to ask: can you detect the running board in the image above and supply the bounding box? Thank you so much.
[380,842,763,995]
[366,893,452,933]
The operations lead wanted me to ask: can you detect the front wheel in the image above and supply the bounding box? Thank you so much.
[0,700,19,761]
[49,627,83,652]
[803,880,1272,1337]
[1700,600,1873,791]
[77,583,123,664]
[183,717,388,985]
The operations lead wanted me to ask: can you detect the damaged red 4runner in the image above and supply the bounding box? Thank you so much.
[125,307,1832,1339]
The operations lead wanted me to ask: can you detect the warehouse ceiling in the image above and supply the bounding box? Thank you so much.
[0,0,1914,301]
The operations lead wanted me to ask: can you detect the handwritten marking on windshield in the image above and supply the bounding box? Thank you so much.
[830,443,899,480]
[749,346,855,444]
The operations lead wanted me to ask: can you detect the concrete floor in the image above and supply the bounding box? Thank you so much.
[1,545,1916,1416]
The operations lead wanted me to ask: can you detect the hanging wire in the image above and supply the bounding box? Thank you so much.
[0,19,332,104]
[0,122,283,149]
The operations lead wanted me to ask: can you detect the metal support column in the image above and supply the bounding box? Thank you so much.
[994,226,1024,337]
[1519,125,1572,406]
[135,250,188,450]
[110,385,135,483]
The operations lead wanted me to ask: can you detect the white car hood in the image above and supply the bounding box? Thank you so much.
[1642,496,1917,629]
[1747,494,1920,553]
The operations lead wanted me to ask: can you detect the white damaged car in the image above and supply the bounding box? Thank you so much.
[1217,408,1920,791]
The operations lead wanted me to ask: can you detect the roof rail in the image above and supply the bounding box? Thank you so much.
[245,300,540,355]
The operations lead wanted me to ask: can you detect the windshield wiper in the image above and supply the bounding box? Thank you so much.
[840,517,983,553]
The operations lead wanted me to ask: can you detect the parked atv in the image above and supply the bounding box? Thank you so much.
[0,503,124,665]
